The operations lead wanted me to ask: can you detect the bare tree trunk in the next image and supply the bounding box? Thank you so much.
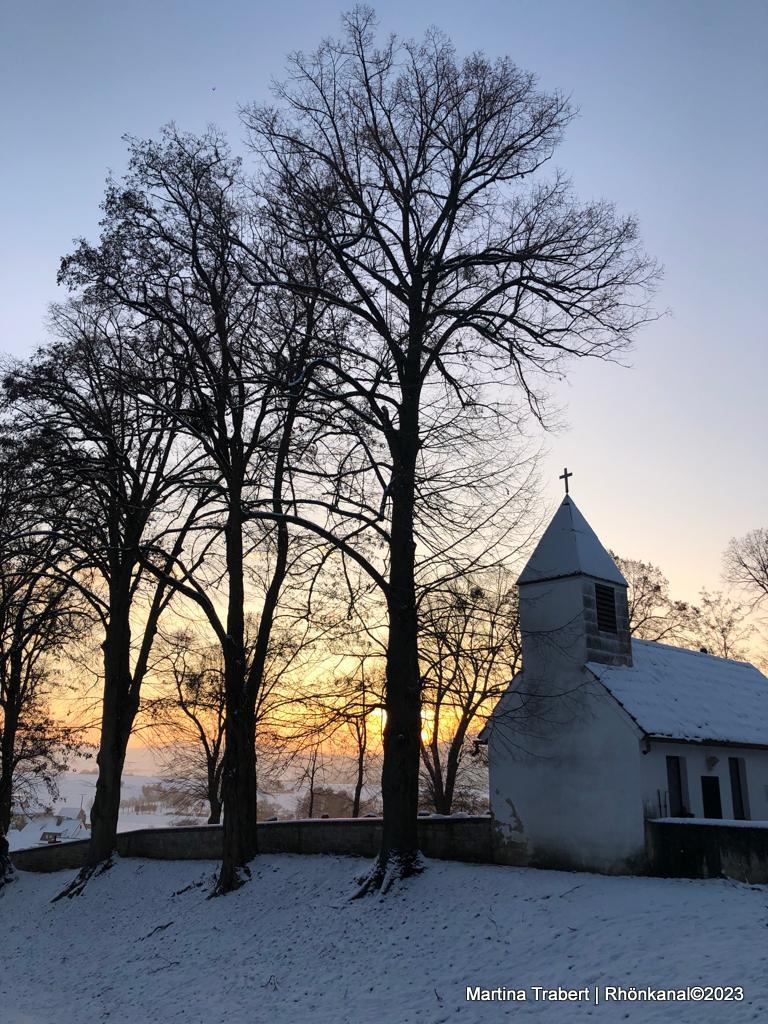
[52,586,138,902]
[0,708,18,836]
[216,398,295,882]
[207,762,223,825]
[216,500,258,894]
[87,711,132,866]
[244,391,294,718]
[441,721,471,815]
[0,640,23,836]
[379,534,421,876]
[441,778,456,816]
[427,756,456,816]
[352,729,365,819]
[423,756,449,816]
[218,700,257,889]
[425,726,468,816]
[306,745,319,819]
[421,725,449,814]
[361,404,423,891]
[87,585,137,867]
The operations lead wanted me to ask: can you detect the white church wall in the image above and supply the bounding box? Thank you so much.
[488,675,647,873]
[488,561,648,874]
[642,740,768,822]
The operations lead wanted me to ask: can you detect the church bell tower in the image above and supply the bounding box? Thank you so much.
[517,486,632,678]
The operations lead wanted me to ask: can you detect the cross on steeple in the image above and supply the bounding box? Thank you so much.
[559,467,573,495]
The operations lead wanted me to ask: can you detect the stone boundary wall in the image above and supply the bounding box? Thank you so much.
[19,815,766,881]
[645,820,768,883]
[11,815,494,873]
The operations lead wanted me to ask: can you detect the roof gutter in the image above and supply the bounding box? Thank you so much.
[645,735,768,752]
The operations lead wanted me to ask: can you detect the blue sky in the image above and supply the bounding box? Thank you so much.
[1,0,766,601]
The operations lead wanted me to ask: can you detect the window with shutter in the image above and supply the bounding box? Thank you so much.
[595,583,617,633]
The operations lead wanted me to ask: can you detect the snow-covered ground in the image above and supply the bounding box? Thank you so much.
[1,856,766,1023]
[8,772,301,851]
[8,774,182,851]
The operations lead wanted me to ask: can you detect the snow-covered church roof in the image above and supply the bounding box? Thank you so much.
[517,496,627,587]
[588,639,768,747]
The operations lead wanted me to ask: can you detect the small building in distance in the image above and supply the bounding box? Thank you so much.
[481,494,768,874]
[10,807,89,849]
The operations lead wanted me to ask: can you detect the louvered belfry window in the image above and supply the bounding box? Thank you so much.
[595,583,618,633]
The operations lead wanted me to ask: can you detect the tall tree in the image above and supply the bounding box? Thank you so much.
[4,302,203,889]
[59,129,330,892]
[0,434,85,836]
[244,9,658,889]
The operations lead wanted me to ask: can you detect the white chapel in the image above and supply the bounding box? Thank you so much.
[481,493,768,874]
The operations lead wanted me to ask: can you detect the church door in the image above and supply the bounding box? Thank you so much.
[701,776,723,819]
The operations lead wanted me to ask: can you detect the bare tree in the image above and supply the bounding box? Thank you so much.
[694,589,754,661]
[419,572,521,815]
[149,633,227,824]
[3,302,204,890]
[148,608,309,828]
[244,9,658,890]
[724,528,768,609]
[0,434,87,835]
[294,739,327,819]
[611,552,698,645]
[58,128,335,893]
[297,659,385,818]
[613,551,757,662]
[343,669,381,819]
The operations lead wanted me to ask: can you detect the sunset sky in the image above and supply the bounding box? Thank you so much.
[1,0,766,605]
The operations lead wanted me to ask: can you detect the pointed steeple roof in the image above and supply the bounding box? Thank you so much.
[517,496,627,587]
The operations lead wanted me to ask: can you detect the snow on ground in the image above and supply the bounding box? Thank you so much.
[1,856,766,1024]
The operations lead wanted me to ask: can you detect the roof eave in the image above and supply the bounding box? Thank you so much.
[517,569,629,588]
[646,734,768,752]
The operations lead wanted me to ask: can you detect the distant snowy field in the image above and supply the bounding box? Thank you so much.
[2,856,766,1023]
[8,771,301,851]
[8,773,181,851]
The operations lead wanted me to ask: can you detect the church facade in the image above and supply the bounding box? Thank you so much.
[481,496,768,875]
